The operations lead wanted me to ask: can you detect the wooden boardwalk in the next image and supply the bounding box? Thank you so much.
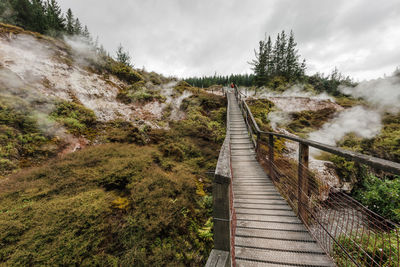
[228,92,334,267]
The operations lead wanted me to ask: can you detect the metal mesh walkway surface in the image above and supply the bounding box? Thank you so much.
[228,92,334,267]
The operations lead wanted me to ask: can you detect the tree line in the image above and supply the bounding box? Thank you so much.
[185,30,306,88]
[250,30,306,87]
[0,0,134,67]
[0,0,90,38]
[185,74,254,88]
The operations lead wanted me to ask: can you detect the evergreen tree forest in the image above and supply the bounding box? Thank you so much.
[185,30,306,88]
[185,73,254,88]
[0,0,89,38]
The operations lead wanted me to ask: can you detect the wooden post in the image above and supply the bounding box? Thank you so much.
[268,134,274,179]
[298,143,309,223]
[213,174,231,252]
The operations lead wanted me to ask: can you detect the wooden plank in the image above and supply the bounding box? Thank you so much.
[235,246,334,266]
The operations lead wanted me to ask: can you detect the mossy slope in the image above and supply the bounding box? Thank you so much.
[0,90,226,266]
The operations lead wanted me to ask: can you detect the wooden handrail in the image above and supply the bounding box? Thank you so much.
[260,130,400,175]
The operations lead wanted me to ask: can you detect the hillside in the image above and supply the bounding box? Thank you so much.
[0,23,226,265]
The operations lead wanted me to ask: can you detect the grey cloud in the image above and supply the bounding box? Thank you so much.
[58,0,400,80]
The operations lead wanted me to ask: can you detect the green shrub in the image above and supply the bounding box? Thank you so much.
[50,101,97,136]
[267,76,289,91]
[0,104,57,176]
[174,81,192,94]
[361,113,400,162]
[149,72,163,85]
[107,61,143,84]
[353,174,400,223]
[247,99,274,131]
[287,108,336,135]
[117,82,166,104]
[333,228,399,266]
[102,120,146,144]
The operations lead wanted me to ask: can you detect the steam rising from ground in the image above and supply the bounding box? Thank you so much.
[308,72,400,148]
[0,33,132,123]
[0,60,66,137]
[64,36,101,66]
[267,111,291,130]
[259,85,335,101]
[340,73,400,114]
[308,106,382,146]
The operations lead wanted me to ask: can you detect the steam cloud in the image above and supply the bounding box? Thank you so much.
[267,111,291,130]
[308,106,382,146]
[64,36,101,66]
[259,84,335,101]
[340,72,400,114]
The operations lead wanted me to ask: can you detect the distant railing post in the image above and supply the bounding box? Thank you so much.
[256,132,260,153]
[298,143,309,222]
[268,134,274,179]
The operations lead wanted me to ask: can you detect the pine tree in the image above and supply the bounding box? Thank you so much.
[116,44,132,67]
[74,18,82,35]
[285,30,300,81]
[272,33,281,76]
[277,30,287,76]
[299,59,306,79]
[82,25,91,42]
[250,41,268,87]
[12,0,33,29]
[46,0,65,33]
[0,0,16,24]
[30,0,47,33]
[265,36,273,79]
[65,8,74,35]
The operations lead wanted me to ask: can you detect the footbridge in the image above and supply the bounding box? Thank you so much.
[206,88,400,267]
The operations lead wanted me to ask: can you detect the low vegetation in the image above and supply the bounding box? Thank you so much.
[117,81,166,104]
[0,89,226,265]
[320,112,400,223]
[50,101,97,136]
[333,228,399,266]
[286,108,336,136]
[0,102,59,177]
[246,99,274,131]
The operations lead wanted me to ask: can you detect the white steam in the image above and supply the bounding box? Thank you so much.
[64,36,100,66]
[339,73,400,114]
[259,84,335,101]
[267,111,291,130]
[308,106,382,146]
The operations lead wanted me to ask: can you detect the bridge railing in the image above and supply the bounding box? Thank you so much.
[206,88,234,267]
[234,86,400,266]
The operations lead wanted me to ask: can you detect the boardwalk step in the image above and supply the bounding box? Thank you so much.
[235,208,296,217]
[236,227,314,242]
[233,186,275,191]
[236,220,308,231]
[234,203,291,210]
[235,246,334,266]
[235,214,301,223]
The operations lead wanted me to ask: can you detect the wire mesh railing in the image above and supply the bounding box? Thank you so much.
[234,86,400,266]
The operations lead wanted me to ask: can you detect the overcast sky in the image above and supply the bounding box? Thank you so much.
[58,0,400,80]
